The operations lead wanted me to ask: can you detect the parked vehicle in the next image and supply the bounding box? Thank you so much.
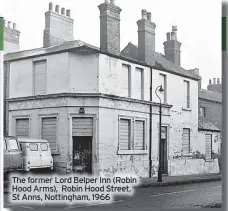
[4,136,23,173]
[18,138,53,171]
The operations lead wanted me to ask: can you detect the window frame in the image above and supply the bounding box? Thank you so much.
[33,59,47,96]
[182,128,191,156]
[122,64,131,98]
[183,80,190,109]
[205,134,213,162]
[118,116,148,155]
[135,67,144,100]
[199,107,206,117]
[29,143,38,151]
[8,138,20,151]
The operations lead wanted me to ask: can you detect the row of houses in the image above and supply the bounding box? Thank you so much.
[3,0,222,177]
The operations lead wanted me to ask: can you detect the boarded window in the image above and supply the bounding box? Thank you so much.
[34,61,47,95]
[159,74,167,103]
[184,81,190,108]
[72,118,93,136]
[16,118,29,137]
[121,64,130,97]
[205,134,212,160]
[135,68,143,100]
[134,120,145,150]
[119,119,131,150]
[42,117,57,151]
[182,128,190,154]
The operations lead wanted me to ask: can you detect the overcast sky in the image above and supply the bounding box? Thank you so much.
[2,0,221,89]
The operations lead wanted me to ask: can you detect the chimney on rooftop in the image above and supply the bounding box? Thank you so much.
[163,26,182,66]
[4,19,20,53]
[137,9,156,65]
[43,2,74,48]
[98,0,122,55]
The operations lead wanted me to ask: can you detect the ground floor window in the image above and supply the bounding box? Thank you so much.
[118,117,146,151]
[15,118,30,137]
[42,117,57,151]
[205,134,212,161]
[182,128,190,154]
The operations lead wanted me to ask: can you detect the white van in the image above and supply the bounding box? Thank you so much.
[18,138,53,171]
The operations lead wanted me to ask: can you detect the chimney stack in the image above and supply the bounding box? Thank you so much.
[137,9,156,65]
[163,26,182,66]
[43,3,74,48]
[4,19,20,53]
[98,0,122,55]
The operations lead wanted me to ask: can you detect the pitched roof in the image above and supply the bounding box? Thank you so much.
[4,40,99,61]
[199,89,222,103]
[121,42,200,79]
[198,116,220,132]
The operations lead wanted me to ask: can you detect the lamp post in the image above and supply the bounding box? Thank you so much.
[155,85,164,183]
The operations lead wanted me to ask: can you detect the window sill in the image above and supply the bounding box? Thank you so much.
[182,107,192,111]
[181,153,193,157]
[117,150,148,155]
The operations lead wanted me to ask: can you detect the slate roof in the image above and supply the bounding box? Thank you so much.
[198,89,222,103]
[4,40,200,80]
[198,116,220,132]
[120,42,200,80]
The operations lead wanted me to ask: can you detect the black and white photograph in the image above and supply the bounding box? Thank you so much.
[1,0,223,210]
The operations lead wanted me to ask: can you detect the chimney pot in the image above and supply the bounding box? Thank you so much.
[172,25,177,32]
[217,78,220,84]
[49,2,53,11]
[213,78,216,84]
[3,19,5,27]
[13,23,16,29]
[55,5,59,13]
[142,9,147,19]
[110,0,115,5]
[171,31,175,40]
[8,21,12,28]
[209,79,212,85]
[66,9,71,17]
[166,32,170,41]
[105,0,110,3]
[61,7,65,15]
[147,12,151,21]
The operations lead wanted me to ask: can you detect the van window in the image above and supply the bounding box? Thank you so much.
[4,139,6,150]
[41,143,48,151]
[29,143,38,151]
[8,139,20,150]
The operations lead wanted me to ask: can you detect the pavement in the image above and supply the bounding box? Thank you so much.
[139,172,222,188]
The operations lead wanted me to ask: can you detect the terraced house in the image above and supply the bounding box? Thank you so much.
[4,0,221,177]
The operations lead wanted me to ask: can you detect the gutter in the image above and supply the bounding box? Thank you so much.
[149,67,153,178]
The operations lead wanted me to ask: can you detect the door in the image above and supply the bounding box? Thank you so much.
[4,139,10,171]
[73,137,92,174]
[27,143,42,168]
[161,126,168,174]
[7,138,22,170]
[40,143,52,168]
[72,117,93,174]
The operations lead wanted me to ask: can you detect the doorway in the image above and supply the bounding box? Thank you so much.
[72,136,92,174]
[161,126,168,174]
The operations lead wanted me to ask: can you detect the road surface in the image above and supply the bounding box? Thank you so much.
[4,181,222,210]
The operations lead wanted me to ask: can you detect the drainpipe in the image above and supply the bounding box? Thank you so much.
[149,67,153,178]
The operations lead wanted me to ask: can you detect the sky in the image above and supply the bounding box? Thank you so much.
[2,0,221,89]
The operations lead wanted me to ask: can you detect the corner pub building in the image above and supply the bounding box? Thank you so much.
[4,0,221,177]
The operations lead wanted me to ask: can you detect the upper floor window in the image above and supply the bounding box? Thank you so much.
[199,107,206,117]
[134,68,144,100]
[121,64,131,97]
[159,74,167,103]
[33,60,47,95]
[184,80,190,108]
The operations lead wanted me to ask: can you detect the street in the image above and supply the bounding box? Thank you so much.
[4,181,222,210]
